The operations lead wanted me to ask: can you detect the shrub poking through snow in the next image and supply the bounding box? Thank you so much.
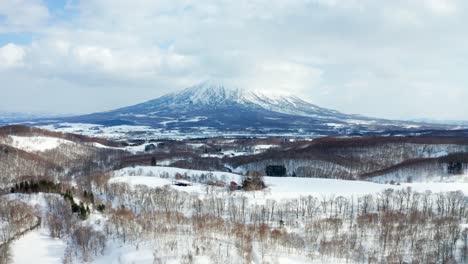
[242,171,266,191]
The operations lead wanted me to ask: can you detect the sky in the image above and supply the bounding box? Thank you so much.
[0,0,467,120]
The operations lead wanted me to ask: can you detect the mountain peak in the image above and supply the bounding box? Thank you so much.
[54,80,450,137]
[173,80,243,105]
[185,80,296,100]
[175,80,304,104]
[165,81,334,115]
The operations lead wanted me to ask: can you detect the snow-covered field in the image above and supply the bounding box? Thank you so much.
[113,166,243,184]
[6,166,468,264]
[37,122,322,140]
[89,241,337,264]
[370,171,468,184]
[112,166,468,200]
[38,123,219,140]
[92,141,150,154]
[11,228,66,264]
[110,176,173,188]
[38,123,163,140]
[1,135,75,152]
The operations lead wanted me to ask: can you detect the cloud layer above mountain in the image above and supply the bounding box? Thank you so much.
[0,0,467,120]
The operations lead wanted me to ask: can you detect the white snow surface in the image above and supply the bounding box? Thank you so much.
[3,135,74,152]
[114,166,242,183]
[93,142,149,153]
[11,228,66,264]
[110,176,173,188]
[6,166,468,264]
[173,81,342,119]
[39,123,162,140]
[112,166,468,202]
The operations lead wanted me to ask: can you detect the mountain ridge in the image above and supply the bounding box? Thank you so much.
[110,81,375,122]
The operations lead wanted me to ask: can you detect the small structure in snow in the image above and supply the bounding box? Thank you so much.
[173,180,192,187]
[230,181,240,191]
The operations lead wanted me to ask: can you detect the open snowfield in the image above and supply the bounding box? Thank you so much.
[110,176,173,188]
[370,171,468,184]
[112,166,468,201]
[39,123,159,139]
[90,242,345,264]
[91,240,220,264]
[114,166,243,183]
[37,122,322,140]
[6,167,468,264]
[10,228,66,264]
[264,177,468,198]
[2,135,75,152]
[38,123,203,140]
[92,141,149,154]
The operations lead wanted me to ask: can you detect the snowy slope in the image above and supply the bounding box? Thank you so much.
[1,135,75,152]
[11,228,66,264]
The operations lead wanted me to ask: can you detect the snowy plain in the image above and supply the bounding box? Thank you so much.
[112,166,468,200]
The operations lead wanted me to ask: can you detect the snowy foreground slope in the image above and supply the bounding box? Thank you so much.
[4,125,468,263]
[6,164,468,264]
[6,177,350,264]
[11,229,66,264]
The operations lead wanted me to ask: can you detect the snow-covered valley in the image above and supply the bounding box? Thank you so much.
[6,164,468,264]
[5,0,468,262]
[2,127,468,264]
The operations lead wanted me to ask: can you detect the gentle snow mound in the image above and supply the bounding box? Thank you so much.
[6,135,75,152]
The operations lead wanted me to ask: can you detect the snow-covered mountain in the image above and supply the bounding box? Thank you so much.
[24,81,460,137]
[114,80,364,121]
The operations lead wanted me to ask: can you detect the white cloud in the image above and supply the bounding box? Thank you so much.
[240,61,323,95]
[0,43,26,68]
[425,0,457,15]
[0,0,49,33]
[0,0,467,120]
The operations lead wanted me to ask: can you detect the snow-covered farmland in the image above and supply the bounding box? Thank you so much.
[112,166,468,200]
[113,166,243,184]
[39,123,162,140]
[92,141,150,154]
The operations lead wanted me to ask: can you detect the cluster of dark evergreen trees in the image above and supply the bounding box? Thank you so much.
[64,191,90,219]
[10,180,61,194]
[10,180,106,219]
[448,161,463,174]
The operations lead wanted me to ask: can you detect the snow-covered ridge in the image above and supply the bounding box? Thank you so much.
[1,135,75,152]
[167,81,343,118]
[173,80,244,105]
